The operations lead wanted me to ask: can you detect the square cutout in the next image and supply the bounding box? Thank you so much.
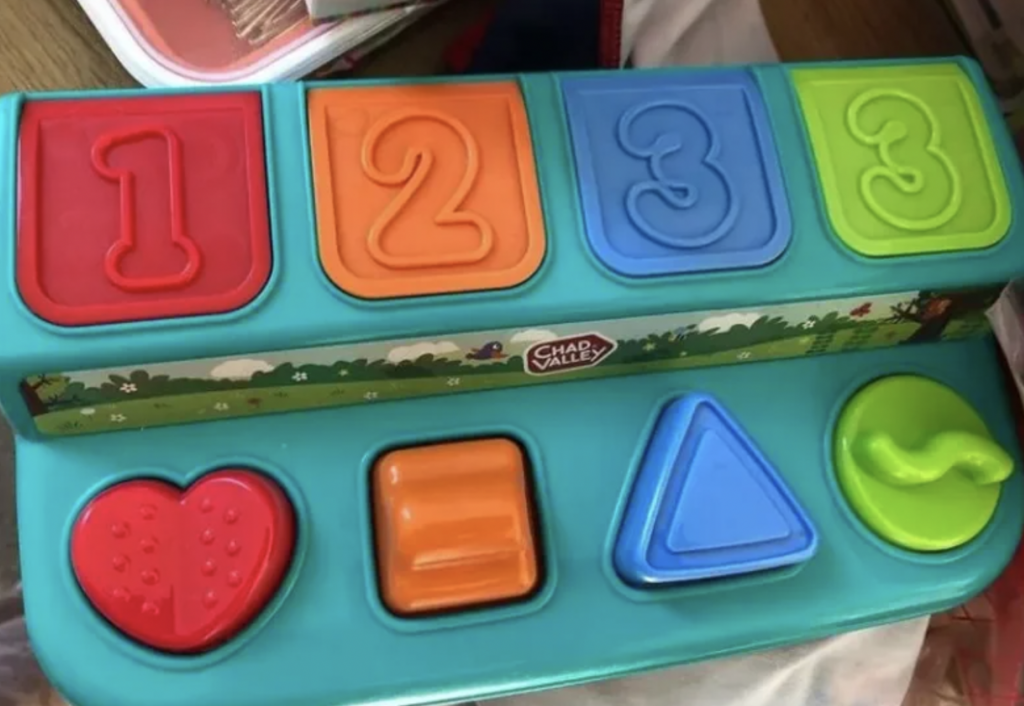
[791,63,1011,257]
[307,83,546,299]
[371,438,540,616]
[16,93,272,326]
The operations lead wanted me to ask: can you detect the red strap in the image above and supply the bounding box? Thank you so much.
[444,8,498,73]
[599,0,624,67]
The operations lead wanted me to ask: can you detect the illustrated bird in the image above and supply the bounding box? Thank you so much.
[849,303,872,318]
[466,341,507,361]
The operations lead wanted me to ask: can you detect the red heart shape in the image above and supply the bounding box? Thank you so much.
[71,469,295,654]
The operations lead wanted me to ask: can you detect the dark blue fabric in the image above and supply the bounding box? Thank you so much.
[463,0,605,73]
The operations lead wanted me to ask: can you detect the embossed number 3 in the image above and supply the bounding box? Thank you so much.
[361,109,494,269]
[618,101,738,249]
[847,89,963,231]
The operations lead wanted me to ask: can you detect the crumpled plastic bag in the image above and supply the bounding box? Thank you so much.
[0,584,66,706]
[622,0,777,68]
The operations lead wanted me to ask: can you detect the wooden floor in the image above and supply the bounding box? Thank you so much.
[0,0,975,588]
[0,0,970,93]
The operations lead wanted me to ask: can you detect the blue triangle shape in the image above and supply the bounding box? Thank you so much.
[666,429,791,553]
[614,394,818,587]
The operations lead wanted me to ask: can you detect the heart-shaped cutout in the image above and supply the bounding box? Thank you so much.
[71,469,295,653]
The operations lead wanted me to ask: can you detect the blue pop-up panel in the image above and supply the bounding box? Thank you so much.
[561,71,792,277]
[615,393,818,585]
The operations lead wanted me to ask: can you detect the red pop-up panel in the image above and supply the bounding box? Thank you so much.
[17,93,272,326]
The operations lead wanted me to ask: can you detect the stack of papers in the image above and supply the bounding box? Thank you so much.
[306,0,438,22]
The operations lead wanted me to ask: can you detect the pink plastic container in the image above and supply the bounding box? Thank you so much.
[77,0,431,86]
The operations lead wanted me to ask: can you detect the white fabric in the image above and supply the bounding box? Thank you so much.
[622,0,777,67]
[486,618,930,706]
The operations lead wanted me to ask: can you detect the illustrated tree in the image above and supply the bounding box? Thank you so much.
[889,288,1000,344]
[20,374,71,416]
[46,381,92,410]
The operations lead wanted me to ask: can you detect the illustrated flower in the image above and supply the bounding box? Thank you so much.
[110,413,127,423]
[214,402,230,411]
[737,351,752,360]
[643,342,657,352]
[292,371,308,382]
[801,319,816,330]
[446,377,461,387]
[338,369,350,377]
[364,391,378,401]
[119,383,137,394]
[79,408,96,416]
[850,303,872,318]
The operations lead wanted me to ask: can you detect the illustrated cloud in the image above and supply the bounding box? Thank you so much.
[697,312,762,333]
[510,329,558,344]
[387,341,461,363]
[210,358,275,380]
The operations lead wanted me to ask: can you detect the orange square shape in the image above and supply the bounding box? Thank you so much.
[372,438,540,616]
[308,83,546,299]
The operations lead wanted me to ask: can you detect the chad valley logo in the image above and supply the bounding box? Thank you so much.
[524,332,617,376]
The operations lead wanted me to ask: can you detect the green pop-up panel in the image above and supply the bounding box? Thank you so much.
[792,63,1011,257]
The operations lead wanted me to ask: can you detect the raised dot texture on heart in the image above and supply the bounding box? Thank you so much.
[71,470,295,654]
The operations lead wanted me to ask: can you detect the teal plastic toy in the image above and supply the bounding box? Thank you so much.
[0,57,1022,706]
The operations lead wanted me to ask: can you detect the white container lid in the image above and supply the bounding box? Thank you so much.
[76,0,429,87]
[306,0,421,21]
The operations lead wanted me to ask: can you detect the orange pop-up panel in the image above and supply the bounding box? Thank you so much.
[308,83,546,299]
[16,93,272,326]
[372,438,540,616]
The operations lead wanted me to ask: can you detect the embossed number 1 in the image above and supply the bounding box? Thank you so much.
[91,127,202,292]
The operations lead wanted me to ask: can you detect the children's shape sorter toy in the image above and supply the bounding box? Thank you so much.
[1,57,1024,706]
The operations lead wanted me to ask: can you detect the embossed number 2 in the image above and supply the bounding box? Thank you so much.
[91,127,202,292]
[847,89,963,231]
[617,101,738,248]
[361,109,494,269]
